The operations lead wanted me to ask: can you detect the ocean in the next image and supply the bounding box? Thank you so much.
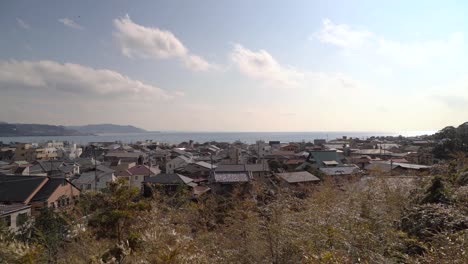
[0,131,435,145]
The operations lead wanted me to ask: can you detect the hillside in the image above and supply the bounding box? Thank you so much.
[0,123,85,137]
[67,124,147,134]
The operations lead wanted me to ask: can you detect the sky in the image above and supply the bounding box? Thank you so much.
[1,0,467,132]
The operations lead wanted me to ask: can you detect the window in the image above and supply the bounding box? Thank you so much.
[1,215,11,227]
[87,184,91,189]
[135,175,138,180]
[16,213,28,226]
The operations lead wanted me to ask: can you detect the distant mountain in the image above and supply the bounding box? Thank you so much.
[67,124,148,134]
[0,123,85,137]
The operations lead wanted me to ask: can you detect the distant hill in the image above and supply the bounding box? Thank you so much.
[0,123,85,137]
[67,124,148,134]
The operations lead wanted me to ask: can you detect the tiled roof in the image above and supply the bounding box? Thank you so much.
[213,172,249,183]
[144,174,193,185]
[127,165,160,176]
[276,171,320,183]
[319,166,360,176]
[0,175,47,203]
[0,203,31,216]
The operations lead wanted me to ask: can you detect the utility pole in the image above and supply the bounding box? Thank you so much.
[91,145,97,191]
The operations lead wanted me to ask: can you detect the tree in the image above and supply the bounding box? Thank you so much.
[31,208,70,263]
[421,176,449,204]
[87,179,151,243]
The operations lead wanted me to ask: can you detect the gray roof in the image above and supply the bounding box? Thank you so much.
[365,162,431,171]
[352,149,393,155]
[0,203,31,216]
[216,163,270,173]
[194,161,216,169]
[320,166,360,176]
[394,162,431,170]
[213,172,249,183]
[276,171,320,183]
[105,152,145,158]
[143,173,194,185]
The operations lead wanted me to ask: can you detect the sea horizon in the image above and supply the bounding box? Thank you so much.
[0,130,436,145]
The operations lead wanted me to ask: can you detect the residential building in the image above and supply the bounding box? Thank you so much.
[73,165,116,191]
[0,174,80,215]
[166,155,192,173]
[0,203,31,232]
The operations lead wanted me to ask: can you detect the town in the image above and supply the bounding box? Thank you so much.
[0,134,435,221]
[2,123,468,263]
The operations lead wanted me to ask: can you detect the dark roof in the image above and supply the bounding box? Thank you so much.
[0,175,47,203]
[216,164,270,173]
[31,178,76,202]
[144,174,193,185]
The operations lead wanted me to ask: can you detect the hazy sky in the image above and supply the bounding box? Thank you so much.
[1,0,467,132]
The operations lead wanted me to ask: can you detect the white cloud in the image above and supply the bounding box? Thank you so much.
[315,19,373,48]
[230,44,303,88]
[16,18,30,29]
[113,15,214,71]
[315,19,464,67]
[58,18,84,30]
[0,60,172,100]
[230,44,364,93]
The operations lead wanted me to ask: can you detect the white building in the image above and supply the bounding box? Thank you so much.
[0,204,31,232]
[73,165,116,191]
[166,155,192,173]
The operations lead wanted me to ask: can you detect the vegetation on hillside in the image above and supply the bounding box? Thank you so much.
[1,168,468,263]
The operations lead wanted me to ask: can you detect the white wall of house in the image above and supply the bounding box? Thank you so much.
[0,207,31,233]
[74,171,116,191]
[166,156,190,173]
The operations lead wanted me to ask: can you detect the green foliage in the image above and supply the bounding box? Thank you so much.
[401,204,467,241]
[421,176,450,204]
[2,166,468,263]
[86,179,151,243]
[31,207,70,263]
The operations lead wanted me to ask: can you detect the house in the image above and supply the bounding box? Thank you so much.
[181,161,216,178]
[142,173,204,196]
[123,165,161,189]
[264,151,296,162]
[307,150,343,168]
[109,159,136,172]
[73,165,115,191]
[280,144,300,152]
[0,203,31,232]
[276,171,320,185]
[166,155,192,173]
[365,161,431,175]
[104,151,146,163]
[210,171,251,194]
[215,163,271,178]
[28,160,80,177]
[74,157,100,172]
[351,149,393,159]
[14,143,36,161]
[0,147,15,161]
[0,174,80,215]
[319,165,360,176]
